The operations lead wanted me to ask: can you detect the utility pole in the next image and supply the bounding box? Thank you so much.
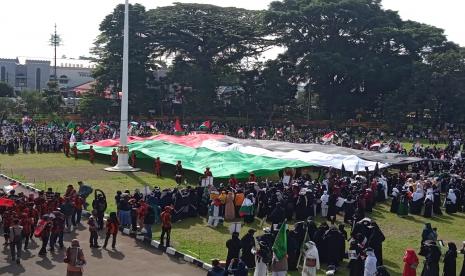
[49,24,62,81]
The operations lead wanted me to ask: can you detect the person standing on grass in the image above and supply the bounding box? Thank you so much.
[402,249,418,276]
[175,160,183,185]
[154,157,162,177]
[89,145,95,164]
[443,242,457,276]
[103,212,119,249]
[160,206,172,247]
[225,232,242,273]
[9,218,23,264]
[111,148,117,166]
[72,142,78,160]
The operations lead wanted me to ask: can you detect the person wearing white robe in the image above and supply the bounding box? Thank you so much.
[302,241,320,276]
[252,245,268,276]
[320,191,329,217]
[364,248,377,276]
[446,189,457,204]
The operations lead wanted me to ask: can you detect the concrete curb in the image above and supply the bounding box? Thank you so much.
[0,174,213,272]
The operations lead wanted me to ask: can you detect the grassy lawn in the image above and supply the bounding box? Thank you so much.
[1,151,464,275]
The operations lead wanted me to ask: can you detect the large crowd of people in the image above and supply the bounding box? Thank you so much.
[2,119,465,275]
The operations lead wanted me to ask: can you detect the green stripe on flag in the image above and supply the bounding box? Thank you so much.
[76,140,313,178]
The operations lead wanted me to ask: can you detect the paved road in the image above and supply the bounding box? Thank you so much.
[0,178,205,276]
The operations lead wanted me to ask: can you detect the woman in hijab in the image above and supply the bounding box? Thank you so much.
[420,240,441,276]
[302,241,319,276]
[320,191,329,218]
[423,192,434,218]
[390,187,400,213]
[445,189,457,214]
[402,249,418,276]
[443,242,457,276]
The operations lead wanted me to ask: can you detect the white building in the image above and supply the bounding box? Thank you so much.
[0,57,95,94]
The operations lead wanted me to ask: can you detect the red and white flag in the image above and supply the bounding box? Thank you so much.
[321,131,336,142]
[249,130,256,138]
[370,140,382,149]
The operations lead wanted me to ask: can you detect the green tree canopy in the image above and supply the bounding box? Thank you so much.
[146,3,270,114]
[265,0,451,119]
[92,3,155,115]
[0,82,14,97]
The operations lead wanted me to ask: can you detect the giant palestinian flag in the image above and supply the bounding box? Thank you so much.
[76,134,419,178]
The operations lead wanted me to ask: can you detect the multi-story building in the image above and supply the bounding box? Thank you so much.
[0,57,95,94]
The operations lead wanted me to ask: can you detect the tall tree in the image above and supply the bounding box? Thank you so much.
[146,3,270,114]
[384,48,465,124]
[92,3,155,115]
[265,0,449,120]
[0,82,14,97]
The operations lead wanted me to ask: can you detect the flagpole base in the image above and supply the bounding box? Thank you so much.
[104,146,140,172]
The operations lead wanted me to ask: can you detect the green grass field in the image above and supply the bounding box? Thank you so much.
[1,150,463,276]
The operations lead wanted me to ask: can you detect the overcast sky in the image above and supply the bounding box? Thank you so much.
[0,0,463,60]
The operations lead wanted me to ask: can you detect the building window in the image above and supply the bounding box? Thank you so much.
[35,68,41,90]
[0,66,5,82]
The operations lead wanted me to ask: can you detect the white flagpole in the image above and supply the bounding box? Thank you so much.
[106,0,139,172]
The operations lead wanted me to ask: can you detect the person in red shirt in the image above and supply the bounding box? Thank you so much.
[160,206,172,247]
[89,145,96,164]
[103,212,119,249]
[130,151,136,167]
[228,174,238,189]
[137,200,148,230]
[20,212,33,250]
[64,139,70,158]
[72,143,78,160]
[111,148,117,165]
[154,157,162,177]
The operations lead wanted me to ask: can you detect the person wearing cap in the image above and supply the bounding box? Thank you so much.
[241,229,256,269]
[364,248,377,276]
[65,239,86,276]
[207,259,225,276]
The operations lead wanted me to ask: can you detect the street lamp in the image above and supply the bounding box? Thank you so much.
[105,0,139,172]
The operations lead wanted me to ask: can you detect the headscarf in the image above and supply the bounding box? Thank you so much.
[447,189,457,204]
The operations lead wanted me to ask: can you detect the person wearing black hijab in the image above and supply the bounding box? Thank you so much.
[443,242,457,276]
[420,240,441,276]
[460,242,465,276]
[240,229,256,269]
